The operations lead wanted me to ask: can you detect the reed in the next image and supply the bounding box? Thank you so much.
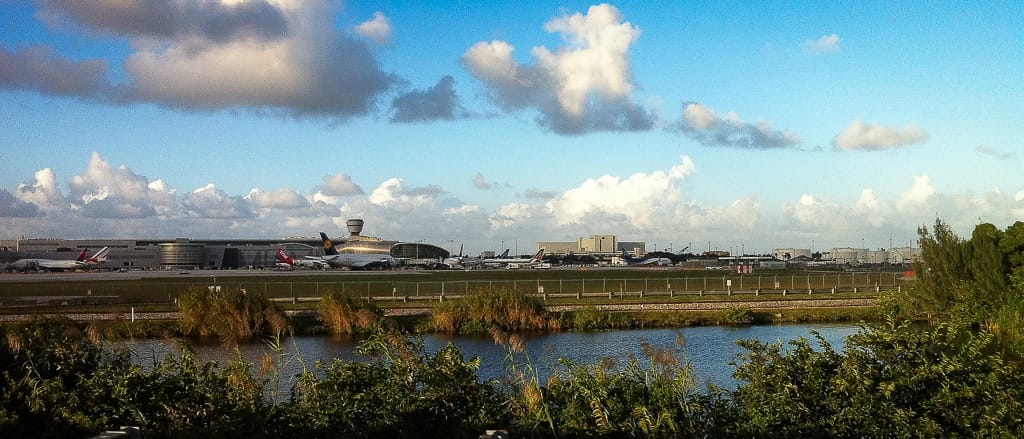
[177,286,288,346]
[316,290,383,334]
[428,289,557,333]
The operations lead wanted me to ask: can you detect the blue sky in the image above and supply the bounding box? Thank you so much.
[1,1,1021,255]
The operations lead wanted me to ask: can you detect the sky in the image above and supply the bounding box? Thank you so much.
[0,1,1022,256]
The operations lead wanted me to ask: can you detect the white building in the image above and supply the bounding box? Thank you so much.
[772,248,812,260]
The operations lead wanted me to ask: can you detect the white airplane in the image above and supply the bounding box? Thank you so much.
[8,247,110,271]
[438,243,468,269]
[310,232,397,270]
[275,248,328,269]
[619,250,672,267]
[482,249,545,267]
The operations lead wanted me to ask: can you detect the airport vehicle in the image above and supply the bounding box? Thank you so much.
[275,248,328,269]
[482,249,545,268]
[619,250,672,267]
[313,232,397,269]
[8,247,110,271]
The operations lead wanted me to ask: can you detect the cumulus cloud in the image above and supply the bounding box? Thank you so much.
[0,190,40,218]
[368,178,443,212]
[802,34,841,54]
[0,46,109,99]
[15,168,66,213]
[355,12,393,46]
[676,102,800,149]
[21,1,399,119]
[246,188,309,210]
[462,4,653,134]
[67,152,178,219]
[390,76,467,123]
[546,156,696,227]
[833,118,929,150]
[313,172,364,205]
[185,184,253,219]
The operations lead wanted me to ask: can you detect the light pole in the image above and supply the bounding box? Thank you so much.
[515,237,518,257]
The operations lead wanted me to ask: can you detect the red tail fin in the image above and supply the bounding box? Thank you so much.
[277,248,294,265]
[76,248,88,261]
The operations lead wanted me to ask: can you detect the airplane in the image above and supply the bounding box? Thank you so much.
[438,244,469,269]
[312,232,397,269]
[275,248,328,269]
[8,247,110,271]
[619,250,672,267]
[482,249,544,267]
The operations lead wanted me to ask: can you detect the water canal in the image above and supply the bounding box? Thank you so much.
[126,323,864,395]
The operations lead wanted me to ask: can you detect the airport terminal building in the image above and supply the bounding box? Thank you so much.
[0,219,448,270]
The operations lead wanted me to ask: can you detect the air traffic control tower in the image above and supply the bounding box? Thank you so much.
[346,219,365,236]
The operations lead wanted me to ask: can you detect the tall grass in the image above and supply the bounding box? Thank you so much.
[177,286,288,346]
[427,289,559,334]
[316,290,383,334]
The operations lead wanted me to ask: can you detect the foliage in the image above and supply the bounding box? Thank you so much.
[904,218,1024,351]
[0,318,272,438]
[3,316,1024,437]
[316,290,383,334]
[569,305,607,330]
[272,328,507,438]
[719,307,755,325]
[177,286,289,345]
[730,318,1024,437]
[503,331,723,437]
[427,289,559,334]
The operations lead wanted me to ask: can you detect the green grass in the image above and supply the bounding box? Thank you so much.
[0,268,909,301]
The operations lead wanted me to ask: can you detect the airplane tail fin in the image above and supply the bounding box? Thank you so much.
[277,248,294,265]
[621,250,636,263]
[458,243,464,257]
[76,248,89,261]
[499,249,509,258]
[532,249,545,262]
[88,247,110,263]
[319,232,340,255]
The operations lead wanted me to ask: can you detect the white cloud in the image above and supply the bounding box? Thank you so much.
[69,152,178,218]
[246,187,309,210]
[833,118,929,150]
[313,172,363,204]
[802,34,841,54]
[678,102,800,149]
[186,184,253,219]
[15,168,66,214]
[546,156,695,227]
[462,4,653,134]
[355,12,393,46]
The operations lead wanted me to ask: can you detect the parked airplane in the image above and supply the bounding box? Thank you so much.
[619,250,672,267]
[8,247,110,271]
[438,244,468,269]
[482,249,545,267]
[276,248,328,269]
[313,232,397,269]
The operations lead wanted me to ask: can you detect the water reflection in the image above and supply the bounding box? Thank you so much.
[124,323,863,397]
